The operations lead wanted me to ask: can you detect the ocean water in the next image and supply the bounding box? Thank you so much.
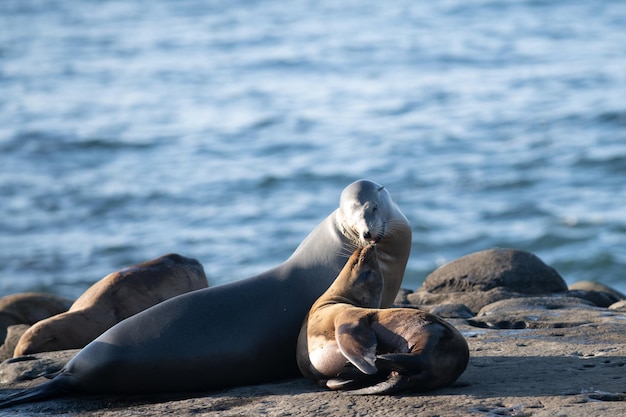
[1,0,625,299]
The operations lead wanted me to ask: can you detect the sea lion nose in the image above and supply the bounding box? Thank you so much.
[363,231,372,240]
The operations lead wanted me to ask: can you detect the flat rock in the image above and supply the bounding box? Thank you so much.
[0,350,79,385]
[407,287,528,315]
[427,303,475,319]
[1,318,625,416]
[467,296,622,329]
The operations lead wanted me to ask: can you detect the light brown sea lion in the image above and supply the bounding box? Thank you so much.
[13,253,208,357]
[297,245,469,394]
[0,179,412,409]
[0,293,73,360]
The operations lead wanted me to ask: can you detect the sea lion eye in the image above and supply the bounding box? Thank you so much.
[355,270,373,285]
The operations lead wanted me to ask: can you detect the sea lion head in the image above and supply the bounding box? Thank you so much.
[337,180,394,247]
[327,244,383,308]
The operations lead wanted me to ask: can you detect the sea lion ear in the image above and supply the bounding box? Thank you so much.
[335,314,378,375]
[377,186,385,192]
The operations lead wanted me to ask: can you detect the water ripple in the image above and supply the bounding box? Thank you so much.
[1,0,625,297]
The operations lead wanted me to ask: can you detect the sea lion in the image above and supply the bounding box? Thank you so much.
[0,179,412,408]
[13,253,209,357]
[0,293,73,341]
[0,293,74,360]
[297,245,469,394]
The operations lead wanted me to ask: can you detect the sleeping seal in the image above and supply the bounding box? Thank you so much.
[14,253,208,357]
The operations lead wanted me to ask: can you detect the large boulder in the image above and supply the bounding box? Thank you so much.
[420,248,567,294]
[408,248,568,315]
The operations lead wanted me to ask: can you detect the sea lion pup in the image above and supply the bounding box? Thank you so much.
[297,245,469,394]
[13,253,209,357]
[0,179,412,409]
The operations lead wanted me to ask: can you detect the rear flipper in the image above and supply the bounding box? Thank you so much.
[0,376,74,409]
[340,372,412,395]
[327,353,436,395]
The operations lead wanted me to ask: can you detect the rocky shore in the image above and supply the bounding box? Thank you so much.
[1,248,625,416]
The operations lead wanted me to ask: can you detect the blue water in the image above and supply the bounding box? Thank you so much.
[1,0,625,299]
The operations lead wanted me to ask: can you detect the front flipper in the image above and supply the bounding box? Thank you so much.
[326,363,386,391]
[335,315,378,375]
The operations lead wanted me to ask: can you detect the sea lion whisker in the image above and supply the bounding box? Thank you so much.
[337,241,359,257]
[336,248,357,259]
[379,219,407,239]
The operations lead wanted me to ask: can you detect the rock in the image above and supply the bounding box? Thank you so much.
[426,303,474,319]
[0,325,30,361]
[392,288,413,305]
[1,317,626,416]
[565,289,619,308]
[609,300,626,311]
[467,296,623,329]
[569,281,626,298]
[419,248,567,294]
[410,248,573,314]
[408,287,528,314]
[0,349,79,385]
[568,281,626,306]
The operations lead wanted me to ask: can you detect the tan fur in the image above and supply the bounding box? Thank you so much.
[297,246,382,380]
[0,293,73,352]
[14,254,207,357]
[297,246,469,393]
